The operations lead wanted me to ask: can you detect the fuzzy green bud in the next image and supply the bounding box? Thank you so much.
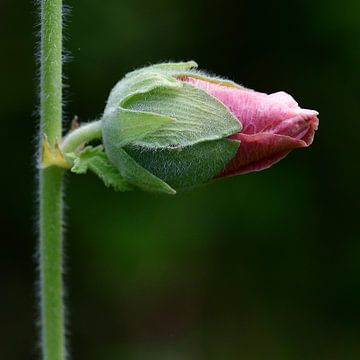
[102,61,241,194]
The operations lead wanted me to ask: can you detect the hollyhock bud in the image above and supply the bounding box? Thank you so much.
[102,61,318,194]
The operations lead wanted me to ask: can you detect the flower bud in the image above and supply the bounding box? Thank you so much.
[102,62,318,194]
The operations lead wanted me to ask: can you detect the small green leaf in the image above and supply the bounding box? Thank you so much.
[105,146,176,195]
[67,146,131,191]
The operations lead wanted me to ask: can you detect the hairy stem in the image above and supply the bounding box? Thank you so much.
[39,0,66,360]
[61,120,102,153]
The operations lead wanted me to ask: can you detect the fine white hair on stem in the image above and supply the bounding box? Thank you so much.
[34,0,70,359]
[33,1,73,143]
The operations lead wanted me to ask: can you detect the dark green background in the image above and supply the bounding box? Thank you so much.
[1,0,359,359]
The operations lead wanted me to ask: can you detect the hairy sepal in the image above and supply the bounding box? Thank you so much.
[105,146,176,195]
[67,146,131,192]
[128,61,243,89]
[104,70,182,116]
[125,139,240,191]
[122,83,241,148]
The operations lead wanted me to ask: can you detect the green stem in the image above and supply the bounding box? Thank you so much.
[61,120,102,153]
[39,168,65,360]
[39,1,66,360]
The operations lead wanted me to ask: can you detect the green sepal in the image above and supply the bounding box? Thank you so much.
[103,70,181,148]
[122,83,241,149]
[136,61,243,89]
[66,146,131,192]
[139,61,198,75]
[105,146,176,195]
[103,109,174,148]
[125,138,240,190]
[104,70,183,116]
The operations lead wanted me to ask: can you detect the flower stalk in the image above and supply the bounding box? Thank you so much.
[38,0,66,359]
[61,120,102,153]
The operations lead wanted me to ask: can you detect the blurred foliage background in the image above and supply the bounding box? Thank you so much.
[1,0,359,359]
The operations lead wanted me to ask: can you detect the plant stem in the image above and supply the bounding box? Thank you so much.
[39,168,65,360]
[39,0,66,359]
[61,120,102,153]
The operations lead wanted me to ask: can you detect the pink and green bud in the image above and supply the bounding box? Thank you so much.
[102,62,318,194]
